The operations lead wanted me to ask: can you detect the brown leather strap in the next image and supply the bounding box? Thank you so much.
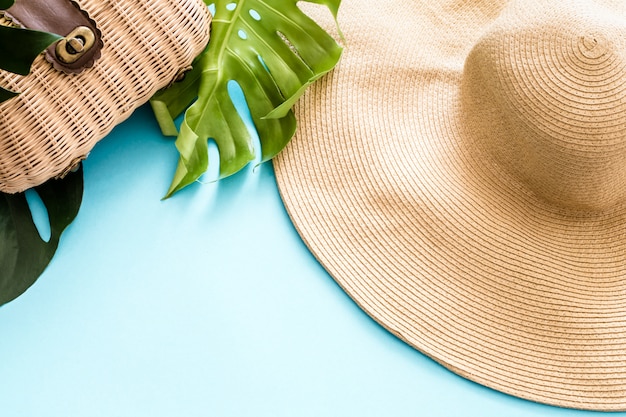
[6,0,102,73]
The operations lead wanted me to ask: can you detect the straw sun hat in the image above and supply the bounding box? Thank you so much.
[274,0,626,411]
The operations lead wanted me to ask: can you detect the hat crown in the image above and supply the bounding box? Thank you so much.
[463,2,626,211]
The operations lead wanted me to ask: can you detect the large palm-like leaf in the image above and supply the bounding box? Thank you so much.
[151,0,342,197]
[0,0,62,102]
[0,168,83,306]
[0,2,77,306]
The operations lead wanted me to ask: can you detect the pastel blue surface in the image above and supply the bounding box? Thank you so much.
[0,105,622,417]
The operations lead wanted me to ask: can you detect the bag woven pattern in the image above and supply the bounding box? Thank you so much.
[0,0,211,193]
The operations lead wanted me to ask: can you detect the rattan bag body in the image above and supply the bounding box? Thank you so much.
[0,0,211,193]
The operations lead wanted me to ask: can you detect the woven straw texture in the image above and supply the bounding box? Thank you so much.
[0,0,210,193]
[275,0,626,411]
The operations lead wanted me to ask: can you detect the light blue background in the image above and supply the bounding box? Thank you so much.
[0,104,622,416]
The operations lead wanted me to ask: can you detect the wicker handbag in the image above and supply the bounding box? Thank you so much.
[0,0,211,193]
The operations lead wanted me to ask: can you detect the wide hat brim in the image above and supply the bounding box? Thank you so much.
[274,0,626,411]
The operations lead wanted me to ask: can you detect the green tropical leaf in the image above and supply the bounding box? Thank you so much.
[0,167,83,306]
[0,25,61,76]
[0,13,61,103]
[0,86,17,101]
[150,59,205,137]
[151,0,342,198]
[0,0,14,9]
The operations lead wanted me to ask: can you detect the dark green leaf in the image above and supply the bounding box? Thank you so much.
[0,86,18,102]
[0,25,61,75]
[0,167,83,306]
[0,0,15,9]
[152,0,343,197]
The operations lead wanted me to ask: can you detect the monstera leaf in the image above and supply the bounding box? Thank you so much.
[0,2,73,306]
[0,0,62,102]
[150,0,343,197]
[0,168,83,306]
